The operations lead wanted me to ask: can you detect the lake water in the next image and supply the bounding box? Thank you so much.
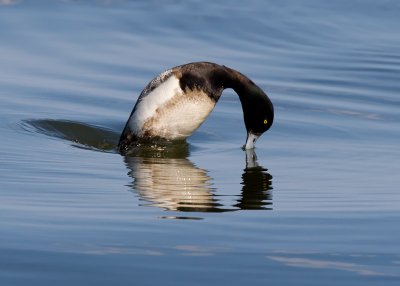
[1,0,400,285]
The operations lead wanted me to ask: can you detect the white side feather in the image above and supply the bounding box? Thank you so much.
[128,74,216,139]
[128,75,182,136]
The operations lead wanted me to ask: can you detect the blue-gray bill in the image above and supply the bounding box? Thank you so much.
[244,132,260,150]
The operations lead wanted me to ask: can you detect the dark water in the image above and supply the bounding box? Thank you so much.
[1,1,400,285]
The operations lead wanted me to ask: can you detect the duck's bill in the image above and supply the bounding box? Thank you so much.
[244,132,260,150]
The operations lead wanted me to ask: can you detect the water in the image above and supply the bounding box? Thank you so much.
[1,0,400,285]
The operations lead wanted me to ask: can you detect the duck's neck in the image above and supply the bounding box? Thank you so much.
[213,65,272,133]
[213,66,262,100]
[216,66,263,107]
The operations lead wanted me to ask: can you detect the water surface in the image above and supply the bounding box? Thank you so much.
[1,1,400,285]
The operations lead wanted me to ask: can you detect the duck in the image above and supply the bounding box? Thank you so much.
[118,62,274,152]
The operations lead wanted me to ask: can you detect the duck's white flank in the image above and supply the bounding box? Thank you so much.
[128,74,215,139]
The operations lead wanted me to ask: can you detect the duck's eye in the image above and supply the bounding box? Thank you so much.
[263,119,268,125]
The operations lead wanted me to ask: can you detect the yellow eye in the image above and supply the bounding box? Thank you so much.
[263,119,268,125]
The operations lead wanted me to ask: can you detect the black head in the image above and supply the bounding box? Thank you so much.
[236,84,273,149]
[217,65,274,148]
[241,85,274,132]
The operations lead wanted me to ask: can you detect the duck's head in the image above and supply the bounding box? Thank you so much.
[239,84,274,149]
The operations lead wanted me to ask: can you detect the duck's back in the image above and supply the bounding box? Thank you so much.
[127,63,224,140]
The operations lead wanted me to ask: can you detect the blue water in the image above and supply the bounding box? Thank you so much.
[1,1,400,285]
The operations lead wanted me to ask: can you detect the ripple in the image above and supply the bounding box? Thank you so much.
[22,119,119,152]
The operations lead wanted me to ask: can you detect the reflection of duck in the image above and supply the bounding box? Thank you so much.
[123,146,273,213]
[236,150,273,210]
[119,62,274,152]
[22,119,272,212]
[23,118,273,213]
[125,156,216,212]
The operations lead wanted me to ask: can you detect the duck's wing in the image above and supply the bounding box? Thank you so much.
[130,68,175,116]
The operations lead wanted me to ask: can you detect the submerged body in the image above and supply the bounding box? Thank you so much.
[119,62,274,152]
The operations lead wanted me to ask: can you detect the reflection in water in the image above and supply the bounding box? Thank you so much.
[237,150,273,210]
[124,156,216,212]
[124,147,273,213]
[23,119,273,213]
